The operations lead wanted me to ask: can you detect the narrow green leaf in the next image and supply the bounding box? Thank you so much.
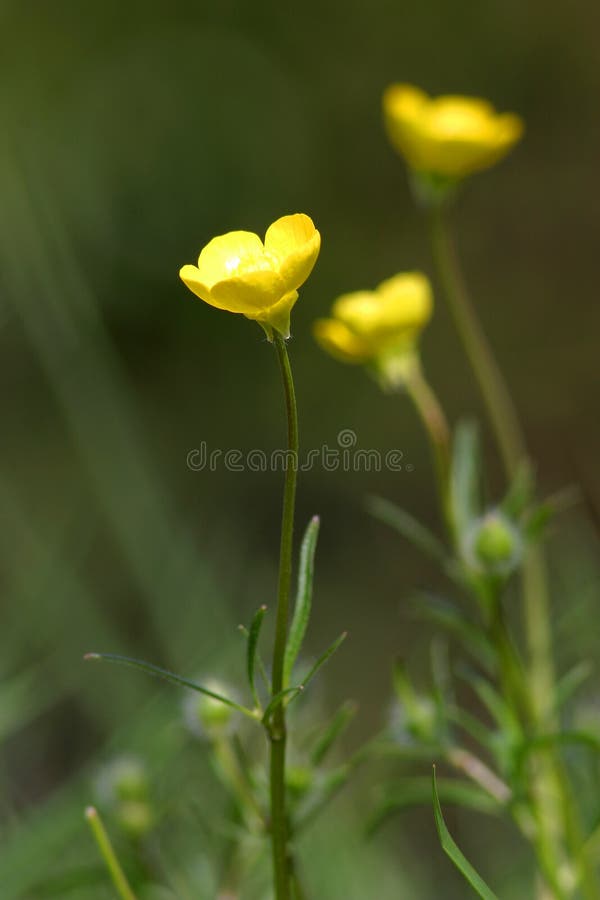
[451,420,481,540]
[432,768,499,899]
[239,624,270,692]
[311,700,357,766]
[85,807,137,900]
[246,605,268,708]
[554,660,593,711]
[523,485,581,541]
[458,668,521,740]
[84,652,258,721]
[368,776,498,835]
[284,516,320,687]
[501,461,535,518]
[262,686,303,726]
[368,495,450,569]
[446,705,496,753]
[298,632,347,693]
[413,594,495,672]
[523,503,553,541]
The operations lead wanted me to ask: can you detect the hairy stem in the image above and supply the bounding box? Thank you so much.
[269,334,299,900]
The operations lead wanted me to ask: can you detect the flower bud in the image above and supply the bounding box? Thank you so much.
[183,679,237,740]
[94,756,155,838]
[286,765,314,799]
[116,799,155,838]
[466,510,522,576]
[389,694,440,745]
[96,756,149,804]
[407,695,439,743]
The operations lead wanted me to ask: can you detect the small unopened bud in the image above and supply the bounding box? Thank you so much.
[466,510,522,576]
[94,756,155,837]
[183,679,236,739]
[116,799,155,837]
[96,756,149,804]
[389,695,439,745]
[408,695,438,742]
[286,765,313,799]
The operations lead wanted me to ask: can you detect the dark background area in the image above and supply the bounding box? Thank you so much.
[1,0,599,896]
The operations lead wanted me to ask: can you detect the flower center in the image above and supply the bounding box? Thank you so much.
[224,250,279,277]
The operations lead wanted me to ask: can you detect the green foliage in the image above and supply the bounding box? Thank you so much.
[450,420,482,543]
[1,7,598,897]
[369,775,498,835]
[247,604,269,709]
[432,768,499,900]
[284,516,321,687]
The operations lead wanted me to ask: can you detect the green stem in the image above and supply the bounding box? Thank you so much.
[428,207,524,478]
[427,206,555,723]
[405,364,452,527]
[270,334,299,900]
[426,205,576,897]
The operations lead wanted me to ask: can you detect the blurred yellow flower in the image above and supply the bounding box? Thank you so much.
[179,214,321,339]
[314,272,433,387]
[383,84,523,179]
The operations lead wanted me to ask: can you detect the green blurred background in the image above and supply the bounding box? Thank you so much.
[1,0,599,896]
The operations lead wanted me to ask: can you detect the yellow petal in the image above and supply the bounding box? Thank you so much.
[211,269,287,314]
[325,273,432,357]
[383,84,430,168]
[383,83,429,123]
[196,231,267,287]
[179,264,227,310]
[421,101,523,175]
[494,113,524,150]
[427,96,496,137]
[313,318,372,363]
[375,272,433,330]
[264,214,321,293]
[383,83,524,178]
[332,291,382,335]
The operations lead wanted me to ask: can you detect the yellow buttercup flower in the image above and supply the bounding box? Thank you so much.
[314,272,433,388]
[383,84,523,180]
[179,214,321,339]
